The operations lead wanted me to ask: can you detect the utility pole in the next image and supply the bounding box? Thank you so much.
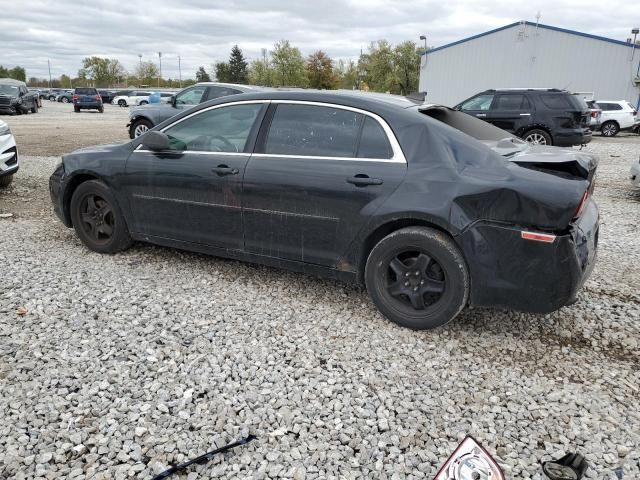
[158,52,162,88]
[47,59,52,88]
[178,55,182,88]
[138,54,142,68]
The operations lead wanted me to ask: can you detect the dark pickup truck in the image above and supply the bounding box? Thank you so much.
[0,78,39,115]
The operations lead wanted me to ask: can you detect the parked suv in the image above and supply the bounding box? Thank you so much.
[454,88,591,146]
[127,82,263,138]
[595,100,637,137]
[0,119,18,187]
[0,78,39,115]
[73,87,104,113]
[112,90,152,107]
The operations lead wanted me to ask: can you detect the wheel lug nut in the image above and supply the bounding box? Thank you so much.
[420,280,424,285]
[404,281,409,286]
[405,272,410,277]
[414,271,420,275]
[413,286,419,291]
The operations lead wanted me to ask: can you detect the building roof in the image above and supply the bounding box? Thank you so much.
[427,21,636,55]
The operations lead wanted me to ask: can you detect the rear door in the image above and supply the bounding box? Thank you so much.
[242,101,407,267]
[485,93,532,132]
[123,101,266,249]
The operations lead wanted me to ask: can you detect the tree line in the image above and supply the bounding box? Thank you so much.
[17,39,422,95]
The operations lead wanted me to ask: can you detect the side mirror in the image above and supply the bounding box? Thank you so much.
[170,95,177,107]
[453,104,462,111]
[141,131,170,151]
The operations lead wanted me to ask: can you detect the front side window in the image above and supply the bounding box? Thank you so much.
[460,94,494,111]
[175,86,207,105]
[265,104,363,157]
[206,87,242,100]
[163,103,262,152]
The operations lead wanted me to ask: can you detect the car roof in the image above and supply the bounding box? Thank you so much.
[0,78,27,86]
[482,88,567,93]
[194,82,265,91]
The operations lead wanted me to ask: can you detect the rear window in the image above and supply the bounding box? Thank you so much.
[493,94,531,111]
[75,88,97,95]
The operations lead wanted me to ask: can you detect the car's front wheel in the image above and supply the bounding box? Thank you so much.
[139,100,148,105]
[61,97,69,103]
[0,174,13,188]
[130,118,153,138]
[365,226,469,329]
[70,180,132,253]
[118,99,127,107]
[31,103,38,113]
[601,120,619,137]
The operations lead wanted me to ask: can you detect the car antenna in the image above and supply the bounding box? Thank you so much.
[150,434,257,480]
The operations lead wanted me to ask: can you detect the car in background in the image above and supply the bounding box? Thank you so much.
[56,90,75,103]
[98,90,116,104]
[127,82,263,138]
[596,100,637,137]
[0,78,39,115]
[112,90,153,107]
[47,89,66,101]
[132,91,175,106]
[73,87,104,113]
[586,100,602,130]
[27,88,43,108]
[0,119,18,187]
[454,88,591,146]
[50,91,598,330]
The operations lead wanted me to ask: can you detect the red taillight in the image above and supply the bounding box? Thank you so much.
[96,95,101,100]
[72,95,79,100]
[591,111,599,118]
[573,190,589,220]
[521,231,556,243]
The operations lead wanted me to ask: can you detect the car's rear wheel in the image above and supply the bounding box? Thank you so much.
[601,120,619,137]
[139,100,148,105]
[70,180,132,253]
[49,95,56,101]
[365,226,469,329]
[0,175,13,188]
[31,103,38,113]
[61,97,69,103]
[131,118,153,138]
[523,129,552,145]
[118,99,127,107]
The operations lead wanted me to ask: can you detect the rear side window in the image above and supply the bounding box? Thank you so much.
[540,94,573,110]
[598,103,622,111]
[206,87,242,100]
[265,104,363,157]
[493,94,530,110]
[75,88,97,95]
[357,117,392,159]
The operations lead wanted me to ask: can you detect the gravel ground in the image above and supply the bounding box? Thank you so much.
[0,112,639,479]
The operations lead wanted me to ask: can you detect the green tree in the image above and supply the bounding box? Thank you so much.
[336,59,359,90]
[271,40,307,87]
[196,66,211,82]
[215,62,231,82]
[392,41,420,95]
[59,74,73,88]
[306,50,336,89]
[228,45,248,83]
[79,57,126,86]
[0,65,27,81]
[360,40,395,92]
[135,61,160,86]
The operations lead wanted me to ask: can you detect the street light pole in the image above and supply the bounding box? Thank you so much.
[158,52,162,88]
[47,59,52,88]
[418,35,427,94]
[178,55,182,88]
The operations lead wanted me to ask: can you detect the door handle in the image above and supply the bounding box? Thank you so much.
[347,174,383,187]
[520,113,531,116]
[211,165,239,176]
[476,113,487,117]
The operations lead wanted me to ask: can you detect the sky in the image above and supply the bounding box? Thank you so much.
[1,0,639,80]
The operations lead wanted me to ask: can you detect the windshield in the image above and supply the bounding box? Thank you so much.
[0,84,19,95]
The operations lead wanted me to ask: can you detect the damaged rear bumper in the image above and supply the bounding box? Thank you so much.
[457,198,598,313]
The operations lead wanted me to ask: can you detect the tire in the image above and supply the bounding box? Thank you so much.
[74,106,80,113]
[98,107,104,113]
[139,100,148,105]
[70,180,132,254]
[31,103,38,113]
[49,96,56,101]
[365,226,469,330]
[118,99,127,107]
[601,120,619,137]
[61,97,69,103]
[0,175,13,188]
[130,118,153,138]
[522,129,552,145]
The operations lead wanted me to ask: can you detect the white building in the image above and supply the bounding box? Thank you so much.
[419,21,640,108]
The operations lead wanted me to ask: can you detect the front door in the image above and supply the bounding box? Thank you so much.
[123,102,266,249]
[243,102,406,267]
[458,93,495,121]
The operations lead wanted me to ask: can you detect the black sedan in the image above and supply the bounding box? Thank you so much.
[49,91,599,329]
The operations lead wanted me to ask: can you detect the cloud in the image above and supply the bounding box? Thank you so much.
[1,0,638,80]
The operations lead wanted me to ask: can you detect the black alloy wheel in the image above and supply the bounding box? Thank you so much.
[70,180,132,253]
[365,227,469,329]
